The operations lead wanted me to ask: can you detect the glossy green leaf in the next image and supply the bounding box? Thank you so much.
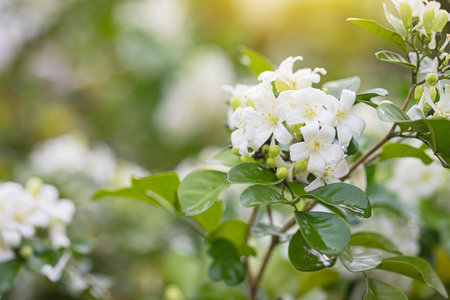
[309,183,372,218]
[350,232,401,254]
[0,259,23,297]
[356,88,388,100]
[251,223,285,238]
[240,184,288,207]
[322,76,360,98]
[193,201,223,232]
[379,143,433,164]
[93,172,180,211]
[288,230,337,272]
[347,18,407,52]
[377,102,410,123]
[375,51,415,68]
[364,278,408,300]
[227,162,283,185]
[178,170,229,216]
[208,239,245,286]
[377,256,448,298]
[206,148,240,167]
[383,2,406,36]
[287,182,307,196]
[295,211,350,256]
[211,219,255,256]
[239,46,274,76]
[339,247,382,272]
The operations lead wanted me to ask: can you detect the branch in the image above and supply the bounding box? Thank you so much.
[245,207,258,286]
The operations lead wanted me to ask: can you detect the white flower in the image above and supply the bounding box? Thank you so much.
[229,107,257,155]
[290,123,344,172]
[327,89,366,147]
[407,104,427,120]
[281,88,337,127]
[243,89,292,148]
[41,252,72,282]
[437,84,450,119]
[305,159,349,192]
[258,56,326,90]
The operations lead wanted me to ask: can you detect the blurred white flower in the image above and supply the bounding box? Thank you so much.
[306,159,349,192]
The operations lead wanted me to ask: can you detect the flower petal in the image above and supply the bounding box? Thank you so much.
[307,153,325,173]
[317,125,336,144]
[290,142,309,161]
[320,144,344,163]
[304,177,325,192]
[252,127,273,149]
[300,122,320,140]
[274,122,292,144]
[337,124,353,147]
[344,114,365,136]
[340,89,356,110]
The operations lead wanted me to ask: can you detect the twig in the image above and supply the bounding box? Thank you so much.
[245,207,258,286]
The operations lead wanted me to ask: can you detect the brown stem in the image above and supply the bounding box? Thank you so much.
[245,207,258,286]
[341,84,416,181]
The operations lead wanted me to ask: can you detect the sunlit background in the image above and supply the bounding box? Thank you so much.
[1,0,450,299]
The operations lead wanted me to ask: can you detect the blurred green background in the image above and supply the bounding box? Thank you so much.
[1,0,450,299]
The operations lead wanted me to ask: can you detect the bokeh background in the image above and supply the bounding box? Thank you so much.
[1,0,450,299]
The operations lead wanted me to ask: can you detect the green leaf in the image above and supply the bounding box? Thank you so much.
[356,88,388,101]
[322,76,361,98]
[288,230,337,272]
[93,172,180,211]
[298,269,340,295]
[0,259,23,297]
[350,232,402,254]
[377,256,448,298]
[379,143,433,164]
[240,184,288,207]
[211,219,255,256]
[295,211,350,256]
[227,162,283,185]
[377,102,410,122]
[287,182,307,196]
[364,278,408,300]
[347,18,407,52]
[339,247,382,272]
[193,201,223,232]
[309,183,372,218]
[366,185,406,217]
[239,46,274,76]
[208,239,245,286]
[375,51,416,68]
[383,2,406,36]
[178,170,229,216]
[251,223,285,238]
[206,148,240,167]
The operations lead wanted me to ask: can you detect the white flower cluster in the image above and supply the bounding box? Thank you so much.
[0,178,75,262]
[225,56,365,191]
[30,134,148,186]
[389,0,449,49]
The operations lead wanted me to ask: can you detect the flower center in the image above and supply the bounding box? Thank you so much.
[336,109,346,121]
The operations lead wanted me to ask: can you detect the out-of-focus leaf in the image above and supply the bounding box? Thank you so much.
[211,219,255,256]
[375,51,415,68]
[207,148,240,167]
[379,143,433,164]
[288,230,337,272]
[347,18,407,52]
[0,259,23,297]
[239,47,274,76]
[356,88,389,100]
[208,239,245,286]
[227,163,283,185]
[295,211,350,256]
[193,201,223,233]
[178,170,229,216]
[350,232,402,254]
[364,278,408,300]
[322,76,361,98]
[377,256,448,298]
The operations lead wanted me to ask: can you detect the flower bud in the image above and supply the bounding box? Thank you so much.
[432,10,449,33]
[240,155,256,163]
[423,7,435,35]
[268,145,280,158]
[276,167,289,179]
[266,157,276,168]
[399,1,413,29]
[414,85,424,103]
[232,147,240,155]
[425,73,437,86]
[429,87,437,101]
[422,100,431,112]
[19,245,34,259]
[261,144,270,155]
[274,79,292,93]
[444,54,450,66]
[26,177,43,198]
[229,96,241,110]
[293,159,308,174]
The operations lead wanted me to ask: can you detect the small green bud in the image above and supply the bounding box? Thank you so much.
[293,159,308,174]
[164,284,184,300]
[274,79,292,93]
[399,1,413,29]
[429,87,437,101]
[26,177,43,198]
[240,155,256,163]
[276,167,289,179]
[232,147,240,156]
[266,157,276,168]
[422,100,431,112]
[261,144,270,154]
[425,72,437,87]
[423,7,435,35]
[268,145,280,158]
[432,10,449,33]
[246,98,255,108]
[444,54,450,66]
[414,85,424,103]
[230,96,241,110]
[19,245,34,259]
